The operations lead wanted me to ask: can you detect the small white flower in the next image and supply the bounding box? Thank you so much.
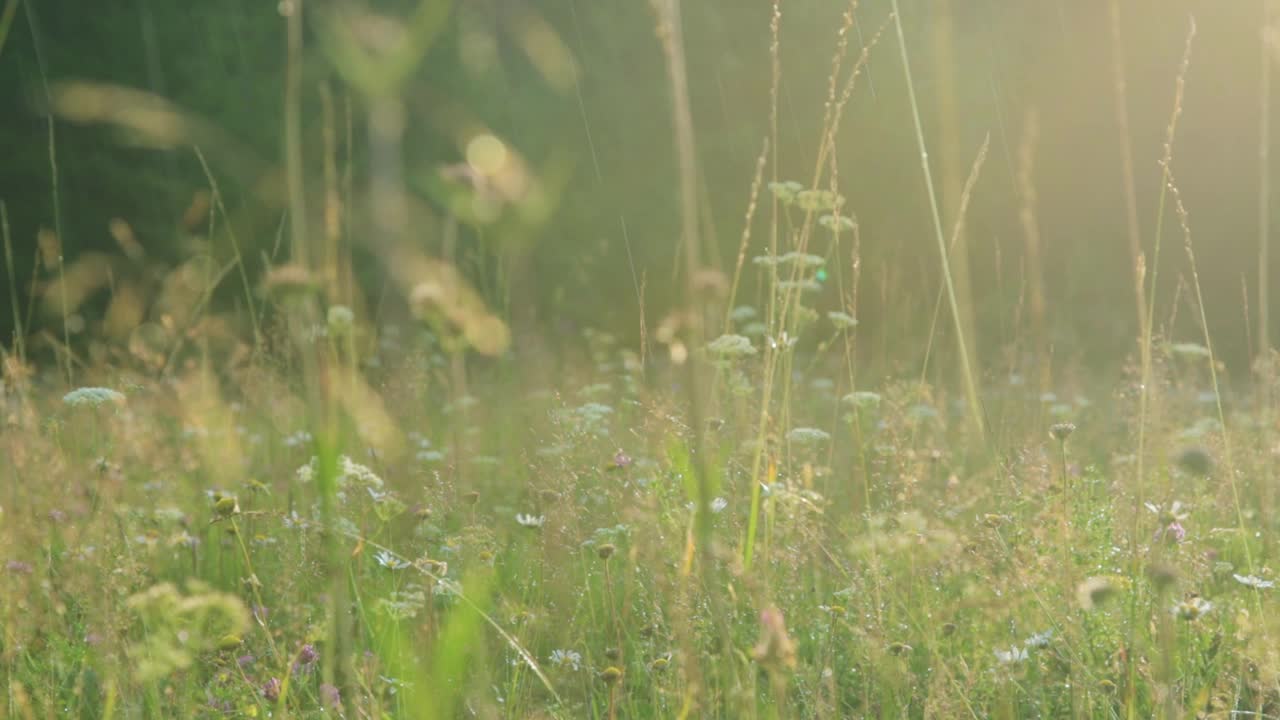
[707,334,757,357]
[62,387,126,407]
[516,513,546,529]
[827,311,858,329]
[549,649,582,671]
[284,430,313,448]
[687,497,728,514]
[819,214,856,232]
[994,646,1028,664]
[767,180,803,203]
[417,449,446,463]
[843,391,882,409]
[1144,500,1190,523]
[1173,597,1213,620]
[778,251,826,268]
[375,550,410,570]
[1023,629,1053,649]
[327,305,355,334]
[1169,342,1211,359]
[339,456,385,489]
[776,279,821,292]
[767,332,798,351]
[1233,574,1274,589]
[786,427,831,445]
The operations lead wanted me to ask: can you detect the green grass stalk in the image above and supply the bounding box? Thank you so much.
[889,0,985,443]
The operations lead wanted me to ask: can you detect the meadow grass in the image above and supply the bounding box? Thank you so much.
[3,2,1280,719]
[3,294,1280,719]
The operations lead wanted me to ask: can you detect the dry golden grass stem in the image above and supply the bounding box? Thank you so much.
[723,136,770,334]
[921,136,991,387]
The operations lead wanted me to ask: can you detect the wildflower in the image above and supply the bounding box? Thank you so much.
[320,683,341,710]
[707,334,757,357]
[237,654,255,668]
[599,666,624,685]
[375,550,410,570]
[982,513,1010,528]
[216,634,243,651]
[887,642,912,656]
[1049,422,1076,441]
[298,644,319,665]
[5,560,32,575]
[1024,629,1054,648]
[786,427,831,445]
[417,449,446,463]
[711,497,728,514]
[610,449,633,470]
[778,251,827,268]
[994,645,1029,664]
[776,279,821,292]
[212,494,240,520]
[596,543,616,560]
[516,513,546,529]
[819,214,856,232]
[1173,596,1213,620]
[1145,500,1190,524]
[1169,342,1210,358]
[462,491,480,505]
[1232,574,1275,589]
[327,305,355,336]
[650,653,671,672]
[827,311,858,329]
[768,180,803,203]
[338,456,385,489]
[795,189,842,212]
[415,557,448,575]
[751,606,797,671]
[575,402,614,420]
[261,677,282,702]
[62,387,126,407]
[380,588,428,621]
[284,430,313,448]
[549,649,582,671]
[294,643,319,672]
[843,391,882,409]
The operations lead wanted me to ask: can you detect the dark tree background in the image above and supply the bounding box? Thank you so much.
[1,0,1275,375]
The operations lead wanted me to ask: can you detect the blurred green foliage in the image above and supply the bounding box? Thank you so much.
[0,0,1276,372]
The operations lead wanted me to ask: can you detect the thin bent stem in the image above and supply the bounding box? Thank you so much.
[889,0,985,444]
